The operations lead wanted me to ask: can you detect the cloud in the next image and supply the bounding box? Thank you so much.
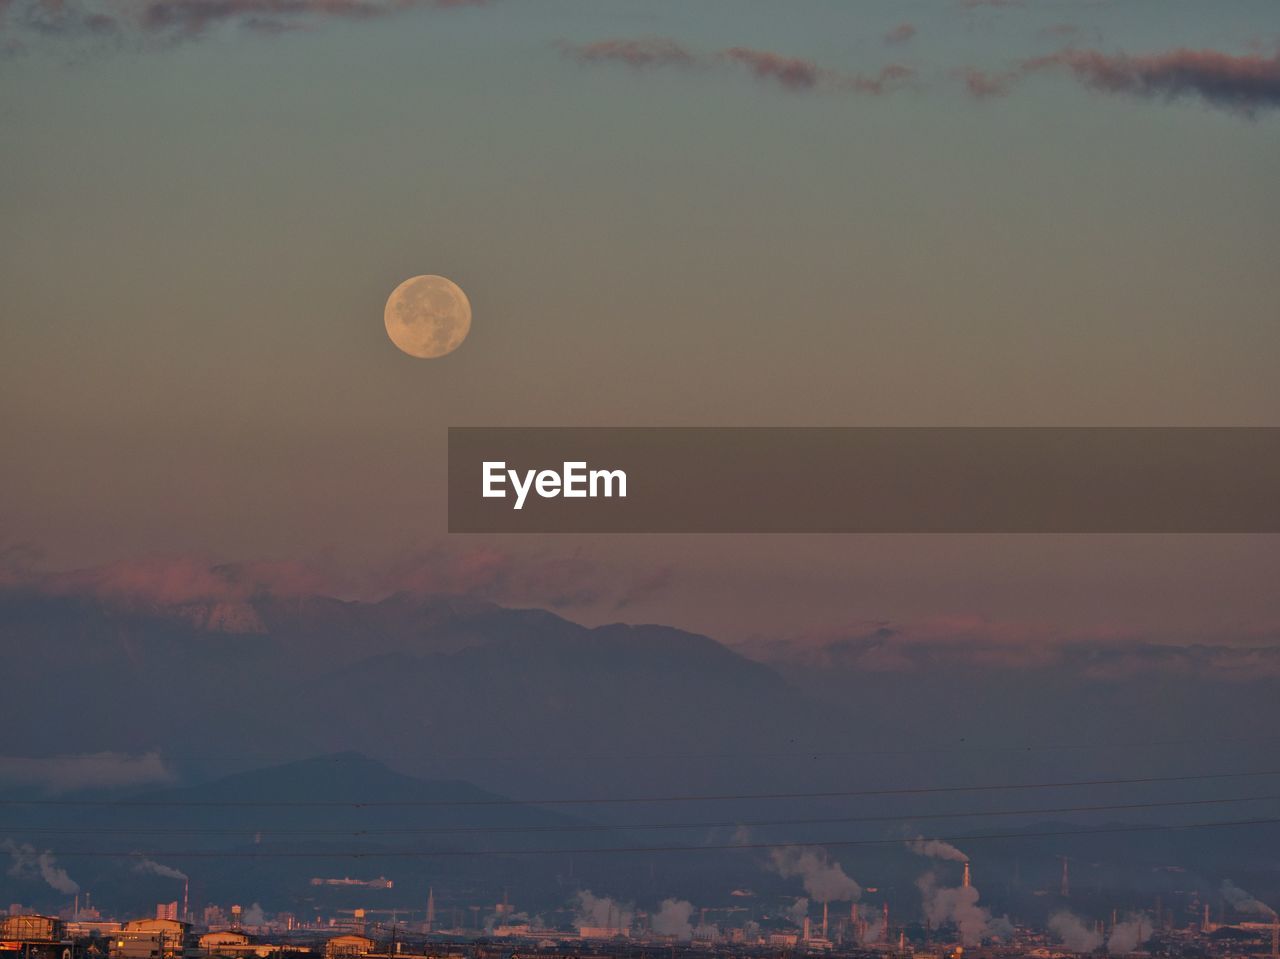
[0,0,481,44]
[723,46,824,91]
[959,66,1020,99]
[562,36,912,97]
[738,616,1280,680]
[0,752,176,793]
[2,840,80,894]
[1025,47,1280,116]
[2,548,675,620]
[560,36,696,69]
[958,45,1280,118]
[884,22,916,45]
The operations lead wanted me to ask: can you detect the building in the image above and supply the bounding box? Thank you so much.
[323,936,374,959]
[108,919,193,959]
[0,915,74,959]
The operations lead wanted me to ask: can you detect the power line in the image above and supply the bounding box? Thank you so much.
[5,767,1279,808]
[6,793,1279,838]
[44,816,1280,859]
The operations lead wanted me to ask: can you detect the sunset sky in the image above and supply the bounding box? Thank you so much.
[3,0,1279,646]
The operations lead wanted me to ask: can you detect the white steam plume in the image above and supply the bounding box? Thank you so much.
[771,847,862,902]
[572,890,634,931]
[3,840,80,894]
[1049,911,1103,952]
[917,871,990,946]
[787,897,810,927]
[133,858,188,880]
[1107,913,1149,954]
[651,899,694,939]
[906,837,968,862]
[1222,880,1277,918]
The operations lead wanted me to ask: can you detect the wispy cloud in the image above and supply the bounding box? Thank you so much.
[1,548,675,619]
[884,22,916,45]
[957,45,1280,118]
[561,36,913,97]
[0,0,481,46]
[1026,47,1280,117]
[0,752,177,793]
[559,36,696,70]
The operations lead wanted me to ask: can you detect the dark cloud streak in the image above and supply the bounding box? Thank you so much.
[561,36,912,96]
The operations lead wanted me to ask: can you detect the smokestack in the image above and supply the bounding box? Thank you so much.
[1060,857,1070,898]
[426,888,435,932]
[183,879,189,923]
[883,902,890,943]
[823,902,829,939]
[803,916,811,942]
[962,862,971,889]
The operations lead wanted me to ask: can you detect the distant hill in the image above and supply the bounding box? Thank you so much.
[3,586,1279,918]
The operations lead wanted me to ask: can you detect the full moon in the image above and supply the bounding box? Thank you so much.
[384,274,472,359]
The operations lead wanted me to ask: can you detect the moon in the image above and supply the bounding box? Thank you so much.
[384,274,472,359]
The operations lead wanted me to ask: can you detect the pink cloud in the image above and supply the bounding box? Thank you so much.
[561,36,696,69]
[722,46,825,91]
[884,22,916,45]
[1027,46,1280,116]
[0,0,481,42]
[2,548,674,622]
[565,35,911,97]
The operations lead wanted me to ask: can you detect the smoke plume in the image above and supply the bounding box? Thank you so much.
[787,898,810,927]
[1221,880,1278,918]
[906,837,968,862]
[573,890,634,931]
[855,903,885,944]
[2,840,80,894]
[133,858,188,880]
[1107,913,1150,954]
[651,899,694,939]
[770,847,862,902]
[1049,911,1103,952]
[917,872,990,946]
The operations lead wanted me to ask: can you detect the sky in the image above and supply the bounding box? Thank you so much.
[2,0,1279,647]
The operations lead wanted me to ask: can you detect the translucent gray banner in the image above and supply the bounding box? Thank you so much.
[448,428,1280,533]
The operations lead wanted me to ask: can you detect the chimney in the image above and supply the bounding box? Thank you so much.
[426,887,435,932]
[962,862,971,889]
[803,916,811,942]
[823,902,829,939]
[883,902,890,943]
[183,879,189,923]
